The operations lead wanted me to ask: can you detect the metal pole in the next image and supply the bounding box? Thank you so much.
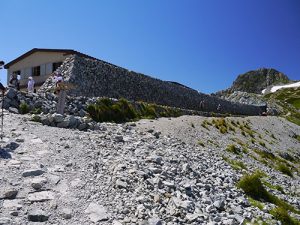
[1,91,4,139]
[0,61,4,140]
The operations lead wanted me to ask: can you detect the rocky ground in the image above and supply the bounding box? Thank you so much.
[0,112,299,224]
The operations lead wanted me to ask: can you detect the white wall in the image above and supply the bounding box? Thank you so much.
[6,51,68,86]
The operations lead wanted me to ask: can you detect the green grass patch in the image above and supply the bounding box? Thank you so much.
[242,218,272,225]
[201,120,213,130]
[231,138,247,147]
[295,135,300,142]
[237,172,271,201]
[277,163,293,177]
[262,180,285,194]
[30,107,42,114]
[248,197,264,210]
[270,133,277,139]
[212,118,229,134]
[270,207,300,225]
[264,87,300,127]
[286,112,300,126]
[226,144,241,155]
[259,141,266,147]
[237,172,300,215]
[197,141,205,147]
[223,157,247,170]
[253,149,276,160]
[87,98,181,123]
[228,125,236,132]
[19,102,30,114]
[31,114,41,123]
[242,148,249,154]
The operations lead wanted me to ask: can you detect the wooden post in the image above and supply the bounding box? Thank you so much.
[57,89,66,114]
[55,82,75,115]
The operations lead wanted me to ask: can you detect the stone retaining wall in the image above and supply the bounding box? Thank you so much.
[39,55,266,116]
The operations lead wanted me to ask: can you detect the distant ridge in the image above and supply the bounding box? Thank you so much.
[217,68,290,95]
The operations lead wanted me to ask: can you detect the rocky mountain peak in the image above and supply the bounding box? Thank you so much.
[227,68,290,94]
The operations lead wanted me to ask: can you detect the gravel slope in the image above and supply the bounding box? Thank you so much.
[0,112,299,224]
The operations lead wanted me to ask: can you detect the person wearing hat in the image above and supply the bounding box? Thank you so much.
[27,76,35,93]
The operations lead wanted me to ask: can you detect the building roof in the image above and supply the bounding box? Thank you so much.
[4,48,98,69]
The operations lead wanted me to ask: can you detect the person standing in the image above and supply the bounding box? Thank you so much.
[27,76,35,93]
[52,72,63,94]
[16,75,21,90]
[9,73,18,89]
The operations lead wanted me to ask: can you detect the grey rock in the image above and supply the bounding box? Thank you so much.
[115,135,124,142]
[0,217,12,225]
[9,107,19,114]
[172,197,194,210]
[234,214,244,223]
[15,138,25,142]
[213,199,225,211]
[79,109,86,117]
[57,120,70,128]
[116,180,127,189]
[28,209,50,222]
[186,213,199,222]
[78,123,87,130]
[163,181,175,189]
[6,88,17,99]
[146,155,163,164]
[148,218,162,225]
[222,219,234,225]
[28,191,55,202]
[2,199,22,210]
[153,132,161,138]
[61,208,72,219]
[10,211,18,216]
[52,113,64,123]
[279,152,294,161]
[68,115,80,128]
[0,189,18,199]
[85,202,110,222]
[31,177,47,190]
[113,220,123,225]
[22,169,45,177]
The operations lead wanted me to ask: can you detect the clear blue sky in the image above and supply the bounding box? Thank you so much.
[1,0,299,93]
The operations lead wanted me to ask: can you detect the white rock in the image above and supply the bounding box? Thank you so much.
[28,191,55,202]
[85,202,110,222]
[2,199,22,210]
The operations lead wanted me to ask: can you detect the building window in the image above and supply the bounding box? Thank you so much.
[13,70,20,75]
[32,66,40,76]
[52,62,62,72]
[40,64,46,76]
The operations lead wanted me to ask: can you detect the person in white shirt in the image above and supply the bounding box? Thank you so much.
[52,72,64,94]
[27,76,35,93]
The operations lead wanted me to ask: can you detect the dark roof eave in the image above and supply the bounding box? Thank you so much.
[4,48,98,69]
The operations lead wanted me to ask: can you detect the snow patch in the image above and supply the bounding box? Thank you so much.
[262,81,300,94]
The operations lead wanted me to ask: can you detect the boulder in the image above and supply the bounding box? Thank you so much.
[28,209,50,222]
[85,202,110,222]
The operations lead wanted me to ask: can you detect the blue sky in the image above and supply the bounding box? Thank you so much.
[1,0,299,93]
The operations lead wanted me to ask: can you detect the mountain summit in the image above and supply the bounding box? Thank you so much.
[225,68,290,94]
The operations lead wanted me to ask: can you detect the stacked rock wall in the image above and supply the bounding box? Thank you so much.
[39,55,266,116]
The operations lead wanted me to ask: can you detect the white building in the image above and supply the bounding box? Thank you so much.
[4,48,95,90]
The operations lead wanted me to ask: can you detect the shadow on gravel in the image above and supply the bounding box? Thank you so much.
[0,142,20,159]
